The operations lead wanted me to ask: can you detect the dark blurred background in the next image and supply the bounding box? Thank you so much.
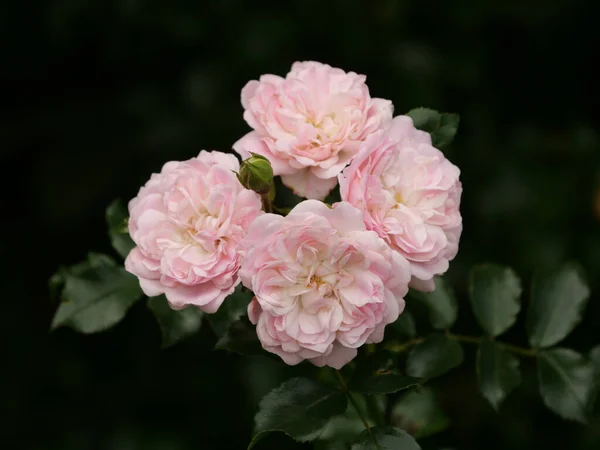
[3,0,600,449]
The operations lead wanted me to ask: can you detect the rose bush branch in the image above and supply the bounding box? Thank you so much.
[334,370,374,439]
[48,61,599,450]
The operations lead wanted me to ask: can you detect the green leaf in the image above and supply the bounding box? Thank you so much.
[350,426,421,450]
[406,334,464,378]
[469,264,522,337]
[106,199,135,259]
[318,394,375,446]
[206,285,253,337]
[51,253,143,333]
[590,346,600,373]
[527,263,590,348]
[391,387,450,439]
[324,185,341,205]
[349,352,421,394]
[147,295,203,348]
[249,377,348,448]
[477,339,521,410]
[410,278,457,330]
[216,315,265,357]
[537,348,595,423]
[590,346,600,415]
[390,313,417,339]
[406,107,460,149]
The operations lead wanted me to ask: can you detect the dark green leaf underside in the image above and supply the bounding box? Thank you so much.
[147,295,203,348]
[469,264,522,337]
[527,263,589,348]
[406,334,464,379]
[537,348,595,423]
[106,198,135,259]
[350,426,421,450]
[391,387,449,439]
[216,315,265,357]
[249,377,348,448]
[410,278,457,330]
[477,339,521,410]
[51,253,142,333]
[350,352,420,394]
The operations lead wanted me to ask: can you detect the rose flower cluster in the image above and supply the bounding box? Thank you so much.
[125,61,462,369]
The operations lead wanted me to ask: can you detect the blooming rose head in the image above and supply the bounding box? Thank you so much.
[125,151,263,313]
[239,200,410,369]
[339,116,463,292]
[233,61,393,200]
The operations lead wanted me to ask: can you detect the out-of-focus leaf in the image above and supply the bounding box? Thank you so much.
[390,313,417,339]
[106,198,135,259]
[469,264,522,336]
[391,387,450,439]
[527,263,589,348]
[147,295,203,348]
[215,315,265,357]
[537,348,595,423]
[51,253,142,333]
[406,107,460,149]
[350,426,421,450]
[406,334,464,378]
[410,278,457,330]
[349,352,420,394]
[477,339,521,410]
[249,377,347,448]
[206,285,253,336]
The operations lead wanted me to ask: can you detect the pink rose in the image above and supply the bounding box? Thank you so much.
[233,61,393,200]
[125,151,263,313]
[339,116,463,292]
[239,200,410,369]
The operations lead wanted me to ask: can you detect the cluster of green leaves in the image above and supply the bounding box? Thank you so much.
[469,263,595,422]
[51,199,209,347]
[48,111,598,450]
[406,108,460,150]
[217,262,595,449]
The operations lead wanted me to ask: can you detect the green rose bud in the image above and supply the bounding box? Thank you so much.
[237,153,274,195]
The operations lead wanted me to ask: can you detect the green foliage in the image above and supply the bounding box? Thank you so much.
[477,339,521,410]
[406,334,464,378]
[147,295,203,348]
[590,346,600,372]
[216,315,265,357]
[410,278,457,330]
[390,312,417,339]
[249,377,348,448]
[51,253,142,333]
[323,185,342,205]
[205,285,253,336]
[317,395,376,448]
[527,263,590,348]
[390,387,450,439]
[105,199,135,259]
[350,427,421,450]
[406,107,460,149]
[469,264,522,337]
[349,352,420,395]
[537,348,595,423]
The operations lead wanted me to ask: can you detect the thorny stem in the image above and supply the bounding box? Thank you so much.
[446,331,537,357]
[445,332,481,344]
[497,342,538,357]
[384,333,537,357]
[383,337,425,353]
[272,205,292,215]
[335,370,377,444]
[260,193,272,213]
